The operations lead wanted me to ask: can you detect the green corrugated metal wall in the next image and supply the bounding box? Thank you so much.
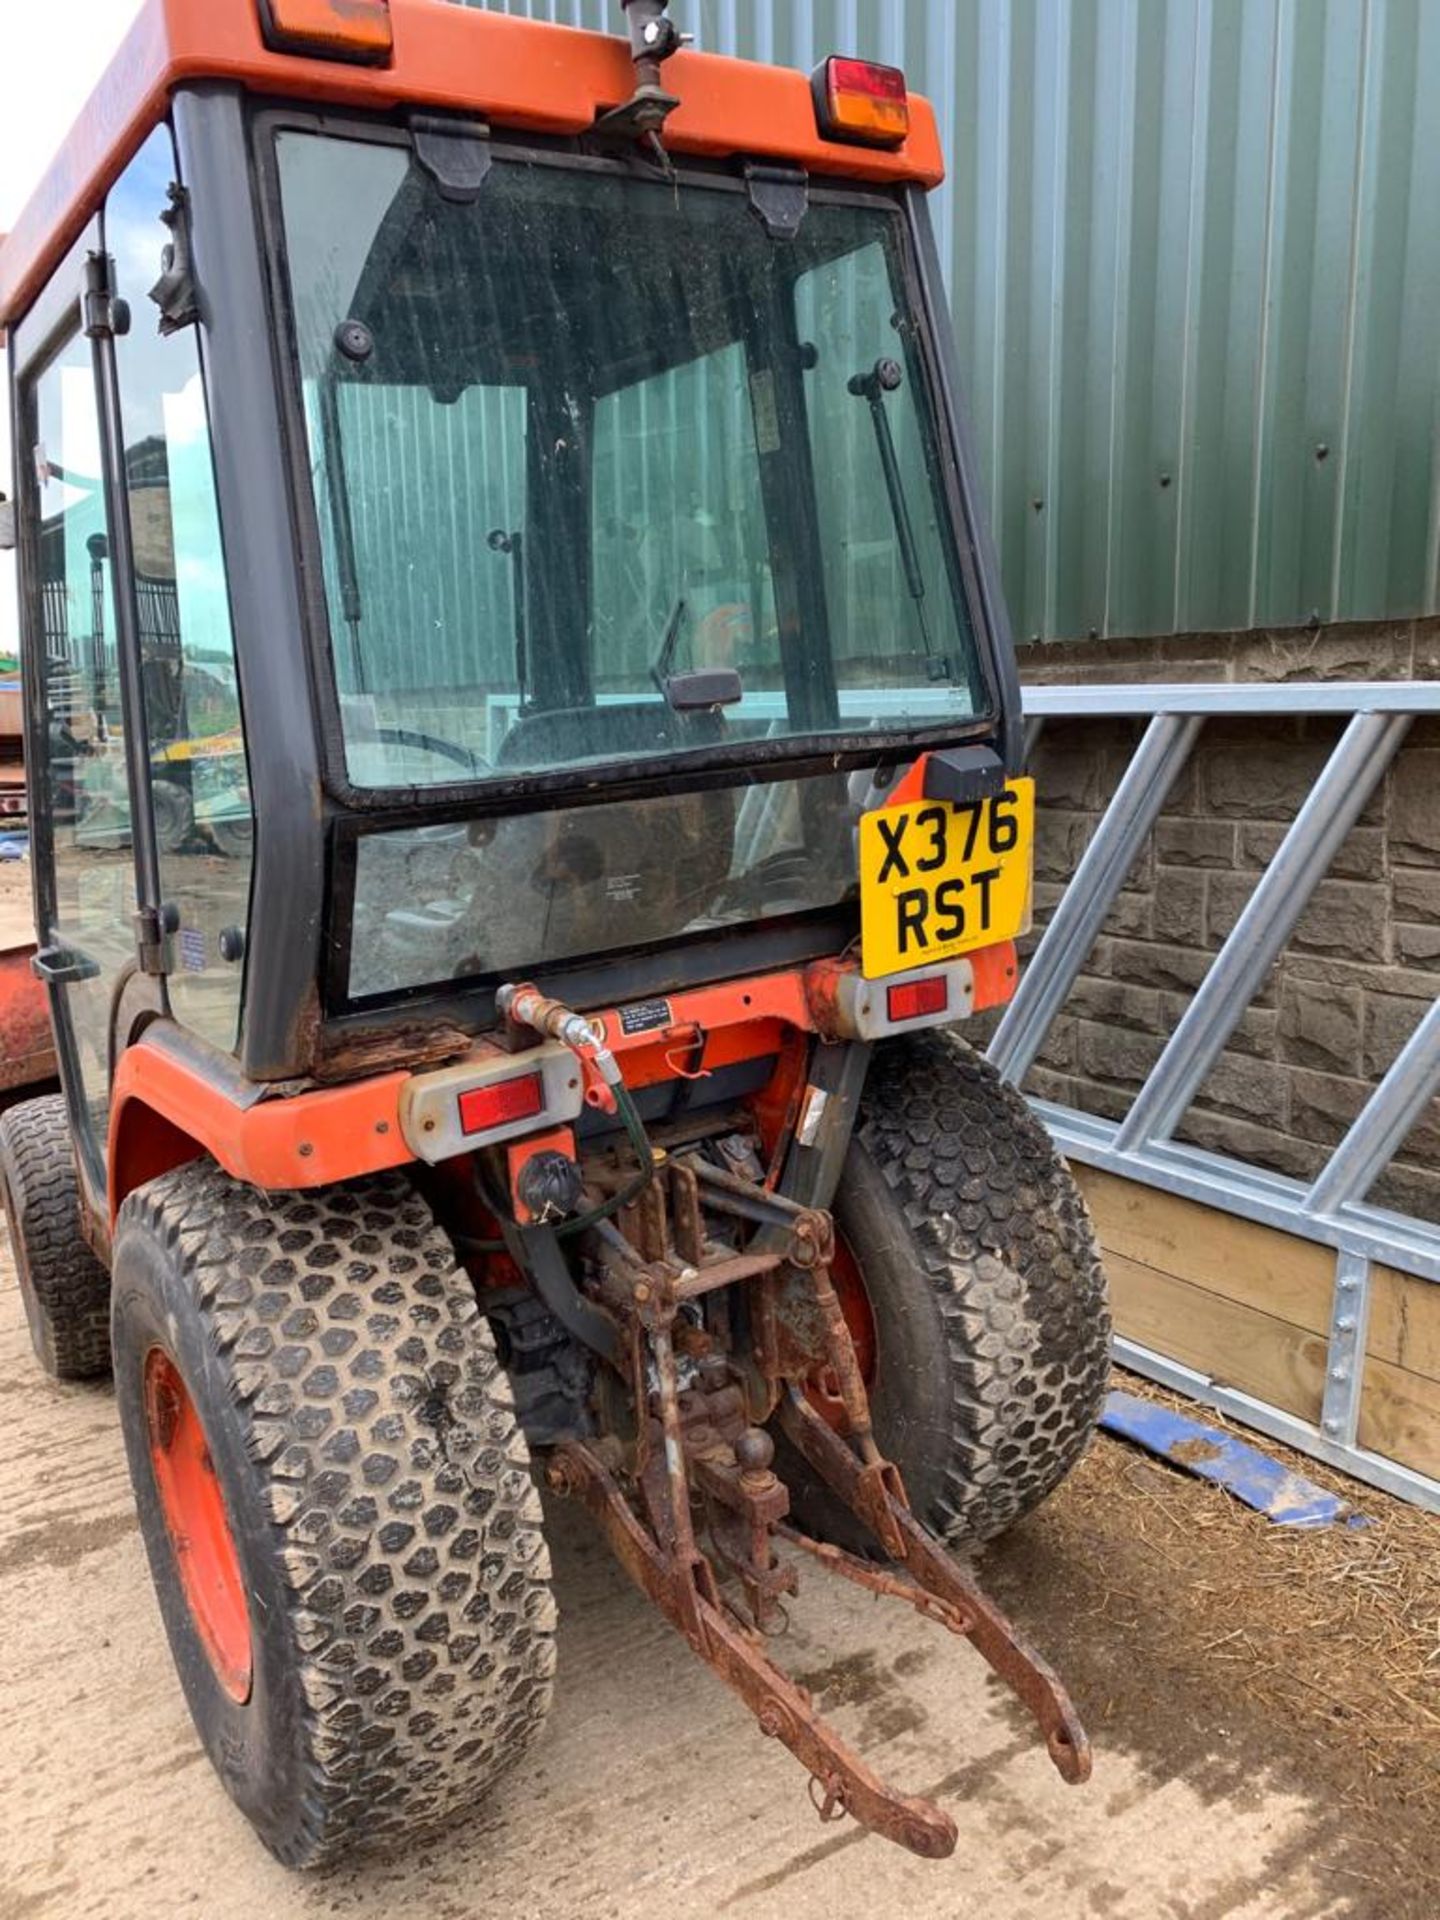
[465,0,1440,644]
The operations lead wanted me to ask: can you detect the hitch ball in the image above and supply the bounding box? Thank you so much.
[736,1427,777,1488]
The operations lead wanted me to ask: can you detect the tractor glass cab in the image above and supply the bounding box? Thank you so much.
[4,2,1022,1109]
[269,126,1003,1005]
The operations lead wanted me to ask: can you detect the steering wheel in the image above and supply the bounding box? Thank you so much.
[374,726,489,777]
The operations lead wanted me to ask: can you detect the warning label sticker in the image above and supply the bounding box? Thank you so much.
[618,997,673,1037]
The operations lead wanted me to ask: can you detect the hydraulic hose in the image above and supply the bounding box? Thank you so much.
[454,993,660,1254]
[558,1078,658,1235]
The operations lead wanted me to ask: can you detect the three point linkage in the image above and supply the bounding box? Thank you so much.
[544,1149,1090,1858]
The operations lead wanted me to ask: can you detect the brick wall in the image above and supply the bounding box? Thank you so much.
[999,619,1440,1224]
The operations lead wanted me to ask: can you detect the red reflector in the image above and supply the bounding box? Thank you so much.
[257,0,393,65]
[887,976,948,1023]
[813,56,910,148]
[458,1073,545,1137]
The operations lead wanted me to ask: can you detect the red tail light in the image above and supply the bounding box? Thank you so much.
[887,976,948,1023]
[458,1072,544,1137]
[812,57,910,149]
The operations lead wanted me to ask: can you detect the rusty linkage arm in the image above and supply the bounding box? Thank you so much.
[545,1134,1089,1858]
[777,1388,1092,1785]
[546,1438,960,1859]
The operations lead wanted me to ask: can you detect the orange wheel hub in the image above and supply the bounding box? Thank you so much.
[805,1232,879,1430]
[143,1347,253,1704]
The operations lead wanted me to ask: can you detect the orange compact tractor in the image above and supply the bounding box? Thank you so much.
[0,0,1109,1869]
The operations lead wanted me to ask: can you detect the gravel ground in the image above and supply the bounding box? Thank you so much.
[0,1224,1434,1920]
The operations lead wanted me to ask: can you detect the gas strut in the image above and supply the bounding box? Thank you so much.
[849,355,943,674]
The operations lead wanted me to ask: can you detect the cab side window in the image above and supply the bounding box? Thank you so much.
[30,332,133,1158]
[107,124,254,1050]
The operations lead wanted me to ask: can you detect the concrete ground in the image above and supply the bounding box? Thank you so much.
[0,1231,1421,1920]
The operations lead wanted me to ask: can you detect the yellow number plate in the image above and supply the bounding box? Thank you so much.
[858,777,1035,979]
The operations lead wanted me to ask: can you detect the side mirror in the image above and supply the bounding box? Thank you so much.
[0,497,14,552]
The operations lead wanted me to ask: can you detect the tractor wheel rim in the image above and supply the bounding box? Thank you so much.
[805,1231,879,1431]
[143,1347,253,1704]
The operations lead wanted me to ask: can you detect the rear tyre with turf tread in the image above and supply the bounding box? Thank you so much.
[0,1093,110,1380]
[789,1030,1111,1551]
[111,1163,556,1869]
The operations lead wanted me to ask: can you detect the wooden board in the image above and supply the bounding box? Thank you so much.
[1077,1165,1440,1383]
[1075,1165,1440,1483]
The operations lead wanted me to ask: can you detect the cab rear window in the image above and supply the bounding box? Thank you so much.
[274,131,985,793]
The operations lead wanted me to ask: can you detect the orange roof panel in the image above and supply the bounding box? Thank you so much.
[0,0,944,327]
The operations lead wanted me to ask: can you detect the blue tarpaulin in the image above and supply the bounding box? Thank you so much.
[1100,1389,1355,1528]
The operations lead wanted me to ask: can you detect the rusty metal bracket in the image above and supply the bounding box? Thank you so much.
[546,1439,958,1859]
[778,1524,974,1636]
[778,1388,1092,1784]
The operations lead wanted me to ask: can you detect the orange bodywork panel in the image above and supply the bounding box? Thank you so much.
[106,971,819,1222]
[106,955,1019,1224]
[598,971,813,1094]
[0,945,56,1095]
[0,0,944,326]
[109,1034,412,1223]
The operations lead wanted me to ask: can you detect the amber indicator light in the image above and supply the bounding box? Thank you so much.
[257,0,394,65]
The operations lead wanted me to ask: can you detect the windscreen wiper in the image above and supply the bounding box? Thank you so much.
[318,373,367,693]
[848,356,945,679]
[488,527,528,708]
[649,595,688,692]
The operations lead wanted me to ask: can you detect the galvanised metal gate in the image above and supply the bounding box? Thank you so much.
[991,679,1440,1513]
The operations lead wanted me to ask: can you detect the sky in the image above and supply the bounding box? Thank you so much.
[1,0,144,656]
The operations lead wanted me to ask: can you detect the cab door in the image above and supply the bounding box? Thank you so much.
[15,126,258,1206]
[16,253,161,1200]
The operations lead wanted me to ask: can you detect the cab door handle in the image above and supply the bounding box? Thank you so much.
[31,945,102,987]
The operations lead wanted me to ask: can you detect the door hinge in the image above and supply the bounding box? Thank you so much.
[134,902,179,977]
[745,164,808,240]
[82,252,131,341]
